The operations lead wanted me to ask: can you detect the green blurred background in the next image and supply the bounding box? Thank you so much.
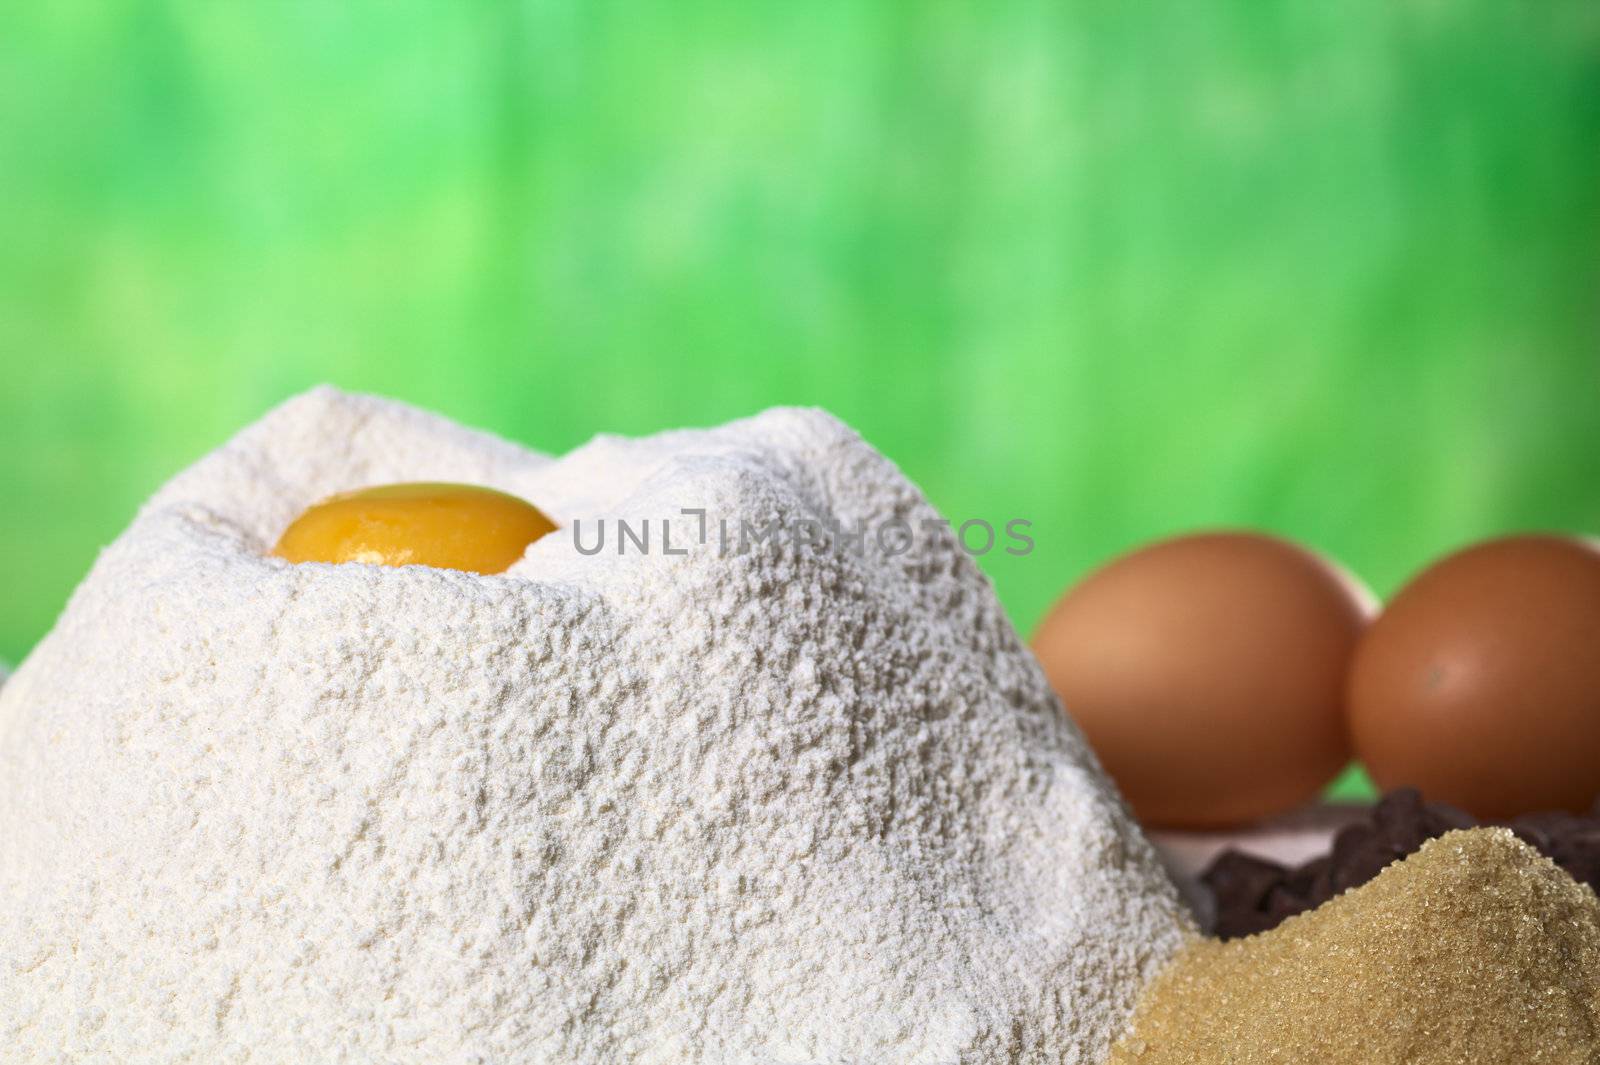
[2,3,1598,795]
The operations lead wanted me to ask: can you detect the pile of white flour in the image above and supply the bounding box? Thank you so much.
[0,388,1189,1063]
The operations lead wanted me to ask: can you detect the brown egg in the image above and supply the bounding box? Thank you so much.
[1348,534,1600,819]
[1032,531,1372,829]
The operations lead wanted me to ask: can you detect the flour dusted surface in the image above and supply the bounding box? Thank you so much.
[0,388,1189,1063]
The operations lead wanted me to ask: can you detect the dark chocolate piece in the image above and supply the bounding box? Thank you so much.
[1201,789,1600,939]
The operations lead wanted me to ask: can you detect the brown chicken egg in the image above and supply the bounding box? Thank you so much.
[1348,534,1600,819]
[1032,531,1373,828]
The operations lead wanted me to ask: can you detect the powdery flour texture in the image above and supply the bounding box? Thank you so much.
[0,388,1189,1063]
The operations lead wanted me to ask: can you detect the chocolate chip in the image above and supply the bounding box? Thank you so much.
[1329,824,1396,893]
[1372,788,1423,833]
[1284,854,1331,898]
[1509,823,1551,853]
[1199,789,1600,939]
[1200,851,1286,912]
[1421,800,1476,835]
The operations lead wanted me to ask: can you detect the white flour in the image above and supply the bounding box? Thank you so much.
[0,388,1189,1064]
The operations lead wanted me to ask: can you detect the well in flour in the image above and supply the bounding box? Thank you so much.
[0,387,1189,1063]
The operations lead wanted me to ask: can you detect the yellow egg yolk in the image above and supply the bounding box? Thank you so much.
[271,483,557,575]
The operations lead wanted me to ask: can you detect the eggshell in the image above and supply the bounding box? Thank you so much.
[1348,534,1600,819]
[1033,531,1372,828]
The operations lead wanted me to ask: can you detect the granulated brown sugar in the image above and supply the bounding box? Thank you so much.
[1111,828,1600,1064]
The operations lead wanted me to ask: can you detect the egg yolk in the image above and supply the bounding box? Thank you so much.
[271,483,556,575]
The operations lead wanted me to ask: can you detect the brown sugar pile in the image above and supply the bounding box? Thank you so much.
[1110,828,1600,1064]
